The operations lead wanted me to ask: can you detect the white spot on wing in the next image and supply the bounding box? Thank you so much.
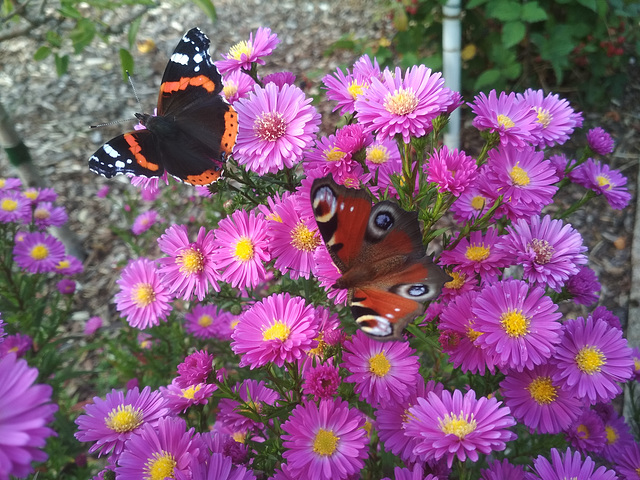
[193,53,204,63]
[103,144,120,158]
[171,53,190,65]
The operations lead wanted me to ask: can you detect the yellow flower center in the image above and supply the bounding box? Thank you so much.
[577,423,590,439]
[500,309,529,337]
[255,111,287,142]
[176,247,204,275]
[325,146,347,162]
[229,40,252,60]
[470,195,486,212]
[105,404,144,433]
[535,107,552,128]
[234,237,255,262]
[23,189,38,200]
[30,244,49,260]
[510,164,530,186]
[384,87,419,116]
[56,259,70,270]
[596,174,613,190]
[347,80,366,100]
[439,412,477,438]
[34,208,50,220]
[497,114,515,129]
[182,384,201,400]
[263,320,291,341]
[576,346,605,374]
[527,376,557,405]
[145,451,176,480]
[466,326,482,343]
[366,145,390,165]
[132,283,156,307]
[465,244,490,262]
[605,425,618,445]
[444,271,466,290]
[198,314,213,328]
[313,428,339,456]
[369,352,391,377]
[1,198,18,212]
[223,81,238,99]
[291,223,321,252]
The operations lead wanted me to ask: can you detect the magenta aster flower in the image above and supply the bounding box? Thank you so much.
[221,69,256,104]
[234,82,320,175]
[481,458,526,480]
[185,304,222,339]
[13,231,65,273]
[569,158,631,210]
[474,279,562,371]
[600,412,635,462]
[175,350,215,388]
[450,183,497,224]
[355,65,452,143]
[382,466,438,480]
[405,389,516,468]
[217,379,279,434]
[614,442,640,479]
[114,257,173,329]
[0,177,22,191]
[566,266,601,306]
[31,201,68,229]
[365,137,402,185]
[160,379,216,415]
[95,185,109,198]
[186,452,256,480]
[84,316,102,335]
[0,333,32,358]
[500,362,583,434]
[54,255,84,275]
[216,27,280,74]
[157,224,220,301]
[497,214,588,291]
[74,386,168,458]
[281,398,368,480]
[589,306,621,330]
[56,278,76,294]
[302,360,341,400]
[312,246,349,305]
[266,194,321,279]
[352,54,382,80]
[553,316,633,404]
[131,210,161,235]
[21,186,56,204]
[303,134,365,184]
[525,447,618,480]
[565,409,606,455]
[469,90,540,149]
[323,66,371,115]
[342,331,420,408]
[212,209,270,288]
[426,145,478,197]
[517,88,583,147]
[263,71,296,88]
[0,353,57,479]
[115,416,204,480]
[587,127,615,155]
[231,292,318,368]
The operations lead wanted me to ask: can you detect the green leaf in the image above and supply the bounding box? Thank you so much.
[190,0,217,22]
[57,3,81,18]
[45,30,62,48]
[521,2,548,22]
[576,0,597,11]
[33,46,52,61]
[466,0,489,8]
[485,0,521,21]
[54,53,69,76]
[501,20,525,48]
[128,16,142,49]
[70,18,96,54]
[119,48,135,80]
[474,68,501,90]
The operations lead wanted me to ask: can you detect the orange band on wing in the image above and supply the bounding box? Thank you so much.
[161,75,217,94]
[221,109,238,155]
[185,168,222,186]
[124,134,160,171]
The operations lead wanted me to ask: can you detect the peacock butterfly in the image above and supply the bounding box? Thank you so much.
[311,175,449,341]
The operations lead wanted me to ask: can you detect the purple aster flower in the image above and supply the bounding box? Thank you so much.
[95,185,109,198]
[131,174,166,202]
[31,201,68,229]
[216,27,280,74]
[115,416,204,480]
[54,255,84,275]
[234,82,320,175]
[439,227,507,283]
[342,331,420,408]
[217,379,279,434]
[266,194,321,279]
[312,246,349,306]
[474,279,562,371]
[160,379,216,415]
[131,210,161,235]
[569,158,631,210]
[84,316,102,335]
[587,127,615,155]
[468,90,540,149]
[0,177,22,191]
[185,304,224,339]
[212,209,270,288]
[382,466,438,480]
[566,266,601,306]
[0,333,32,358]
[553,316,633,404]
[450,183,497,224]
[231,292,318,369]
[57,278,76,295]
[22,186,56,204]
[175,350,215,388]
[263,71,296,88]
[355,65,452,143]
[405,388,516,468]
[600,411,635,462]
[323,66,370,115]
[114,257,173,329]
[281,398,369,480]
[303,134,365,183]
[0,353,58,479]
[364,137,402,185]
[221,69,256,104]
[13,231,65,273]
[352,54,382,80]
[481,458,526,480]
[517,88,583,147]
[565,409,606,455]
[496,214,588,291]
[548,153,575,180]
[426,145,478,196]
[525,447,618,480]
[185,452,256,480]
[590,305,621,330]
[615,442,640,479]
[74,386,168,459]
[157,224,220,301]
[302,360,341,400]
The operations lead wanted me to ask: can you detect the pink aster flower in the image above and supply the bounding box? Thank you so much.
[263,71,296,88]
[266,194,321,279]
[160,379,216,415]
[13,231,65,273]
[355,65,452,143]
[468,90,540,149]
[95,185,109,198]
[439,227,507,283]
[587,127,615,155]
[115,416,204,480]
[114,257,173,329]
[352,54,383,80]
[0,333,32,358]
[312,246,349,305]
[157,224,220,301]
[31,201,68,229]
[426,145,478,197]
[481,458,526,480]
[131,210,161,235]
[186,452,256,480]
[569,158,632,210]
[405,388,516,468]
[497,214,588,291]
[175,350,216,388]
[56,278,76,294]
[233,82,320,175]
[231,292,318,368]
[525,447,618,480]
[365,137,403,187]
[303,134,365,183]
[565,409,606,455]
[212,209,270,288]
[323,66,371,115]
[302,360,341,400]
[281,398,369,480]
[474,279,562,371]
[342,331,420,408]
[0,190,31,224]
[217,379,279,434]
[553,316,633,404]
[131,174,166,202]
[74,386,168,459]
[216,27,280,74]
[84,316,102,335]
[566,266,601,306]
[450,182,498,224]
[517,88,583,147]
[221,69,256,104]
[0,353,58,479]
[185,304,224,339]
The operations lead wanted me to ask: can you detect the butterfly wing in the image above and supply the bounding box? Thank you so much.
[89,130,165,179]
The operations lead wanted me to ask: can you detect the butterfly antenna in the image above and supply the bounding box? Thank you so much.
[126,70,144,112]
[90,71,142,129]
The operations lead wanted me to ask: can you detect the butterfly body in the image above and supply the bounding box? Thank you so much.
[89,28,238,186]
[311,175,448,340]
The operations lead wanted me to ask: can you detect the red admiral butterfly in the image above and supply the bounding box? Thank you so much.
[89,28,238,186]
